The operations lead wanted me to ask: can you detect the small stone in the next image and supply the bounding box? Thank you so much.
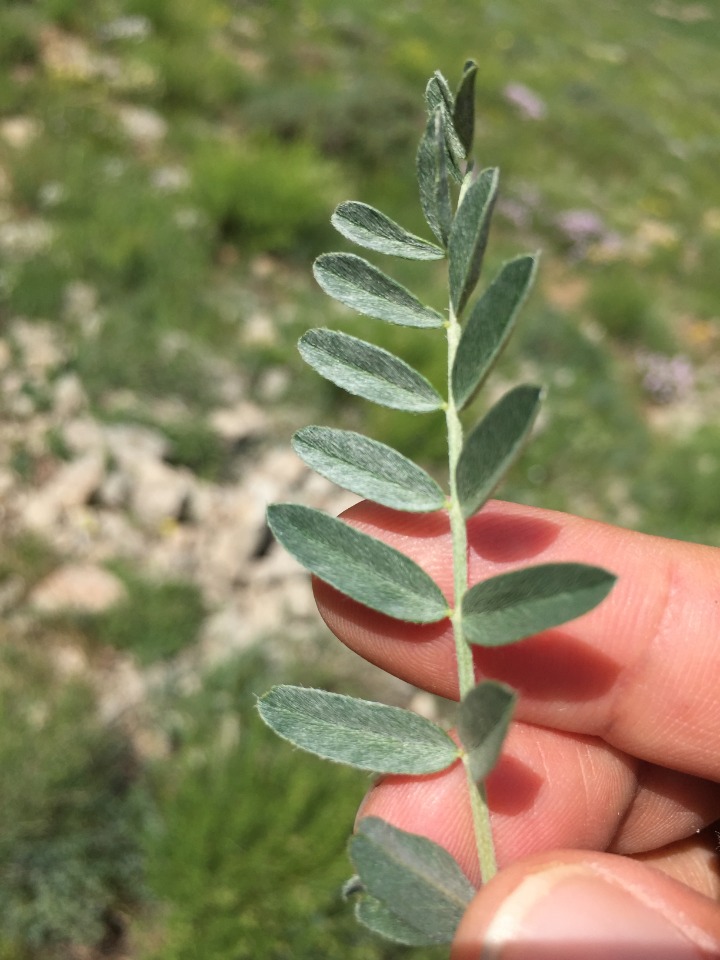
[117,105,167,146]
[103,423,169,466]
[198,606,256,666]
[52,373,87,419]
[127,458,193,528]
[0,117,41,149]
[96,470,130,509]
[11,320,63,375]
[62,417,105,456]
[208,401,267,444]
[29,563,127,613]
[22,452,105,529]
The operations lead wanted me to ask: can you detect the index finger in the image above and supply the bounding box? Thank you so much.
[313,500,720,782]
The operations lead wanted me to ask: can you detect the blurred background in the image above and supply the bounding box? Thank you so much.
[0,0,719,957]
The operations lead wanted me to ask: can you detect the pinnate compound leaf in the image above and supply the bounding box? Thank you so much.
[313,253,443,328]
[331,202,444,261]
[458,681,516,782]
[417,109,452,246]
[257,686,459,774]
[448,167,499,316]
[293,426,445,513]
[267,503,449,623]
[452,256,538,410]
[355,896,439,946]
[453,60,478,156]
[463,563,617,647]
[457,384,542,519]
[298,328,443,412]
[350,817,475,945]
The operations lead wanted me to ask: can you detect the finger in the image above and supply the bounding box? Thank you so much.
[315,500,720,781]
[635,828,720,900]
[357,721,720,887]
[450,850,720,960]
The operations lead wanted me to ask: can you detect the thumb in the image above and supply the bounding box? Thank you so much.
[451,850,720,960]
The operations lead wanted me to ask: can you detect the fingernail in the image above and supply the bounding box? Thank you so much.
[481,866,703,960]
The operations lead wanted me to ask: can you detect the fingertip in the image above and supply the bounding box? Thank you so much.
[451,852,720,960]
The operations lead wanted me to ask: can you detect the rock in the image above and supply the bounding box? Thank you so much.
[62,417,105,456]
[29,563,127,613]
[22,451,105,529]
[11,320,63,375]
[0,116,41,149]
[95,470,130,509]
[197,606,256,666]
[103,422,169,466]
[52,373,87,419]
[127,458,193,528]
[96,657,148,723]
[116,105,167,147]
[0,219,53,258]
[208,400,267,444]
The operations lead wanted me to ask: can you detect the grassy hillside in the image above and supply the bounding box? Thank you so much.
[1,1,720,957]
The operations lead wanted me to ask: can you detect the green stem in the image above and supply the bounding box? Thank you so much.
[446,305,497,885]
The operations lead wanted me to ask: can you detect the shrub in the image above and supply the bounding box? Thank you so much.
[0,644,148,957]
[84,567,207,664]
[190,137,344,255]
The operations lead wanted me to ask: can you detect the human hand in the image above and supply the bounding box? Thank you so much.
[314,499,720,958]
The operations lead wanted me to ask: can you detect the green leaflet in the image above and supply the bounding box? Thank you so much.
[463,563,617,647]
[453,60,478,157]
[257,686,459,774]
[417,109,453,247]
[267,503,449,623]
[298,328,443,412]
[355,896,438,947]
[425,70,454,118]
[457,681,516,782]
[292,426,445,513]
[331,201,444,261]
[424,71,464,178]
[313,252,444,328]
[448,167,499,316]
[452,256,538,411]
[457,384,542,520]
[349,817,475,945]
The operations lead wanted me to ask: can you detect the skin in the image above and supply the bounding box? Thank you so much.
[313,499,720,956]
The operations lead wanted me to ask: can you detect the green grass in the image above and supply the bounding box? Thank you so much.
[0,642,148,956]
[80,565,207,665]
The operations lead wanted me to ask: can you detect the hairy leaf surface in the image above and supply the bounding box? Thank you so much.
[457,681,516,782]
[355,896,438,947]
[424,71,464,176]
[331,202,444,260]
[267,503,449,622]
[448,167,499,316]
[457,384,542,519]
[293,426,445,512]
[298,328,443,412]
[463,563,617,647]
[452,256,537,410]
[258,686,459,774]
[314,253,443,328]
[350,817,475,944]
[453,60,478,156]
[417,110,453,246]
